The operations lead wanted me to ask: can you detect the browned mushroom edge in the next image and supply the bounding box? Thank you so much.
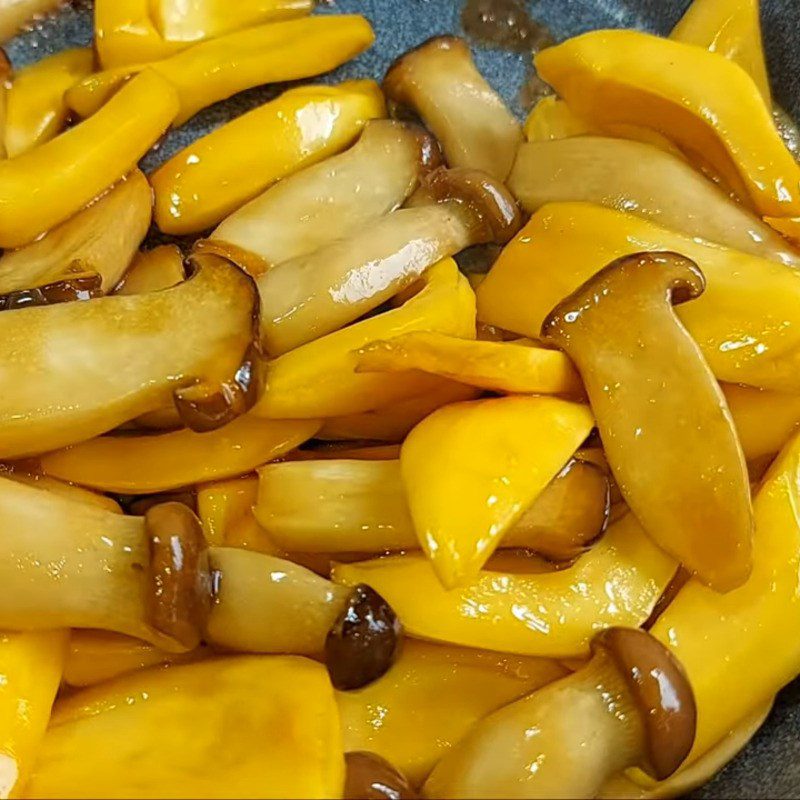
[344,751,419,800]
[0,272,103,310]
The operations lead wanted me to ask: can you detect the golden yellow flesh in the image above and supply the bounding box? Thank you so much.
[198,476,258,547]
[4,47,92,158]
[477,203,800,393]
[670,0,771,105]
[70,15,376,126]
[355,331,582,395]
[40,415,319,494]
[27,656,344,799]
[535,30,800,219]
[152,81,384,236]
[0,170,152,294]
[725,384,800,460]
[509,137,799,266]
[0,469,122,514]
[338,640,566,785]
[543,252,752,591]
[0,255,254,459]
[258,203,477,355]
[0,69,177,249]
[0,630,66,798]
[206,120,427,273]
[63,632,202,688]
[205,549,348,655]
[333,513,677,657]
[116,245,185,295]
[647,429,800,763]
[254,258,476,419]
[400,395,594,586]
[384,36,522,180]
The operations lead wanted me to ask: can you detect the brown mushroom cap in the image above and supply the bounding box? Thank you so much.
[403,122,444,173]
[145,502,212,652]
[383,36,468,104]
[344,752,418,800]
[417,166,522,245]
[592,626,697,780]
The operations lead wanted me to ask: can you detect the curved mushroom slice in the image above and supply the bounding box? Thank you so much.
[477,203,800,393]
[670,0,770,106]
[333,513,677,657]
[0,480,209,651]
[63,631,205,688]
[3,47,93,158]
[1,468,122,513]
[344,753,417,800]
[599,699,773,799]
[40,416,319,494]
[0,0,63,43]
[400,396,594,587]
[542,252,753,591]
[115,245,185,295]
[424,628,696,799]
[356,331,582,396]
[68,15,375,126]
[523,95,589,142]
[0,70,177,249]
[338,640,565,787]
[151,81,384,236]
[27,657,344,799]
[206,548,401,690]
[150,0,312,42]
[256,456,608,560]
[254,258,476,419]
[509,137,799,266]
[383,36,522,180]
[258,168,519,355]
[201,120,440,275]
[318,381,480,442]
[0,272,102,309]
[0,253,255,459]
[0,630,67,799]
[0,170,152,294]
[723,384,800,461]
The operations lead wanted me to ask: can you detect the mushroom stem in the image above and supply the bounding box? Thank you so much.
[424,628,696,799]
[383,36,522,180]
[0,479,208,652]
[542,251,753,591]
[257,166,519,355]
[344,752,418,800]
[201,119,441,275]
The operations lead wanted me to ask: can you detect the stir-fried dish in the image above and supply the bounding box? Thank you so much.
[0,0,798,797]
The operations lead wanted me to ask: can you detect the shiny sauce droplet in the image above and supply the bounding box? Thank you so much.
[461,0,554,53]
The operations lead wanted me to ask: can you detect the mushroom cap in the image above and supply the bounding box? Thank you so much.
[344,752,418,799]
[593,626,697,780]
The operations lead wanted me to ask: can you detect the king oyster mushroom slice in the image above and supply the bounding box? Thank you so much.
[542,251,753,591]
[257,166,521,355]
[383,35,523,180]
[424,627,696,799]
[509,137,800,267]
[0,252,255,459]
[201,119,441,275]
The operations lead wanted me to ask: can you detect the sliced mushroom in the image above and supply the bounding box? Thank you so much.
[424,628,696,798]
[0,252,255,459]
[257,167,519,355]
[151,80,384,236]
[40,415,319,494]
[542,252,753,591]
[355,331,582,396]
[344,752,417,800]
[0,170,152,294]
[0,272,102,309]
[0,478,208,652]
[4,47,93,158]
[68,15,375,126]
[0,468,122,513]
[200,120,440,275]
[509,137,800,266]
[333,513,678,657]
[0,70,177,249]
[206,547,401,689]
[0,0,63,43]
[256,456,608,561]
[383,36,522,180]
[115,245,185,295]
